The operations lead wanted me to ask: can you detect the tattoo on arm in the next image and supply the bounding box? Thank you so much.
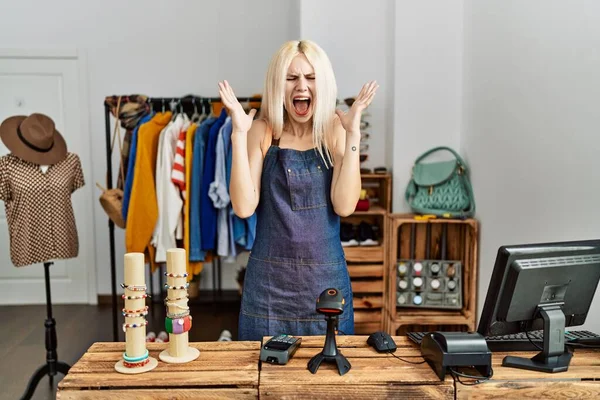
[351,146,357,151]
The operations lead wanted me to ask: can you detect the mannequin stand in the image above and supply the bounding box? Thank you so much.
[20,262,71,400]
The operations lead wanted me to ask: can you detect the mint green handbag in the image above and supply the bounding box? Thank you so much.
[405,146,475,218]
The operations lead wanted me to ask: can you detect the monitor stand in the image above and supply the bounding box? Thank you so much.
[503,304,572,373]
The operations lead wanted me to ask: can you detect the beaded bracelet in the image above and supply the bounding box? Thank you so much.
[164,283,189,290]
[124,358,150,368]
[164,272,189,278]
[165,315,192,334]
[122,311,149,318]
[123,350,149,363]
[122,294,149,300]
[122,320,148,332]
[122,306,149,314]
[164,295,189,303]
[167,310,190,319]
[120,283,147,292]
[165,301,189,311]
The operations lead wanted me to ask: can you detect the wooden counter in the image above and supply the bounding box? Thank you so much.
[260,335,453,399]
[56,341,261,399]
[57,336,600,399]
[456,347,600,399]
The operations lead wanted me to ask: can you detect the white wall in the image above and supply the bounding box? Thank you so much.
[300,0,394,173]
[462,0,600,332]
[392,1,464,212]
[0,0,299,295]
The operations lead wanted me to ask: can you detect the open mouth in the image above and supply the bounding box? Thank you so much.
[292,97,311,116]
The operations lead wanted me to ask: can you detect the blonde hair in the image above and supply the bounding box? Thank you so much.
[260,40,337,166]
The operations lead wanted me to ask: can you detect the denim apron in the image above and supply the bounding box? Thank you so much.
[238,130,355,341]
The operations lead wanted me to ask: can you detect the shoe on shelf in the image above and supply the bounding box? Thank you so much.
[340,222,359,247]
[358,221,379,246]
[158,331,169,343]
[218,330,233,341]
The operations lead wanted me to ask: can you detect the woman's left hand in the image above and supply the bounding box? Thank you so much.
[335,80,379,135]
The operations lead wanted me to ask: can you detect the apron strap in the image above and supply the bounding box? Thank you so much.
[261,122,279,157]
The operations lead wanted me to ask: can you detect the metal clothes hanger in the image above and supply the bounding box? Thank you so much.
[191,98,201,123]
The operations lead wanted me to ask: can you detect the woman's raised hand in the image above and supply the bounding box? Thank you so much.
[218,80,257,133]
[335,80,379,135]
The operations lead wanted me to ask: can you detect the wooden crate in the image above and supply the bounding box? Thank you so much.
[57,341,261,399]
[387,214,479,335]
[342,173,392,335]
[260,335,454,399]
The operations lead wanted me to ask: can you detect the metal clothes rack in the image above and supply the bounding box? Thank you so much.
[103,95,261,341]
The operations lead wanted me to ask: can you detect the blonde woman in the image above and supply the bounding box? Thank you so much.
[219,40,378,340]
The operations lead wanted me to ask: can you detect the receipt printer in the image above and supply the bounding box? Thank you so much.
[420,331,492,380]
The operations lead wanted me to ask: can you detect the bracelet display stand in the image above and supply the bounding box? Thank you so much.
[115,253,158,374]
[159,248,200,363]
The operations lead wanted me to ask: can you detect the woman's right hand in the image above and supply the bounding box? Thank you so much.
[218,80,257,134]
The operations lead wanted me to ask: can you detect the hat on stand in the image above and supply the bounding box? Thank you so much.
[0,113,67,165]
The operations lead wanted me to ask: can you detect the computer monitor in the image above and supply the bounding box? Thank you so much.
[477,239,600,373]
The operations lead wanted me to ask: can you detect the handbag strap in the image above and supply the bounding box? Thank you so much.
[108,96,126,187]
[415,146,468,170]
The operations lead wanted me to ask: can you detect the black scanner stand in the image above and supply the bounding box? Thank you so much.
[307,315,351,376]
[421,332,492,381]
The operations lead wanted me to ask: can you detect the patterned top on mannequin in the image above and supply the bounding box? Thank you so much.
[0,153,85,267]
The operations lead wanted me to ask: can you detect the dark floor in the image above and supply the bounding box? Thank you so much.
[0,299,240,400]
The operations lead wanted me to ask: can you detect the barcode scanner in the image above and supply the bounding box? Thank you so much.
[307,288,352,376]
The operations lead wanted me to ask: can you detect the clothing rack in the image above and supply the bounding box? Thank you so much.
[103,95,261,342]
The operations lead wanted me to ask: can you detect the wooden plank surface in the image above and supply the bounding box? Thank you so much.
[344,246,384,263]
[354,322,384,334]
[457,381,600,400]
[347,264,384,278]
[260,383,454,399]
[455,348,600,399]
[353,295,384,309]
[58,341,261,393]
[354,310,382,324]
[57,388,257,400]
[484,349,600,380]
[351,280,384,293]
[259,335,451,390]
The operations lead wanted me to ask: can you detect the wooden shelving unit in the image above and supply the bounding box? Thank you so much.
[386,214,479,335]
[342,173,392,334]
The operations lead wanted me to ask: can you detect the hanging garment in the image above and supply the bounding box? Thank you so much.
[189,116,216,262]
[152,114,187,263]
[221,116,238,259]
[184,123,204,278]
[171,123,187,196]
[105,95,150,190]
[201,109,227,251]
[210,116,231,257]
[122,112,154,222]
[0,153,85,267]
[125,111,171,272]
[238,126,355,341]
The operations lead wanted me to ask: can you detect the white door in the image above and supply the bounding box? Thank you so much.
[0,50,96,304]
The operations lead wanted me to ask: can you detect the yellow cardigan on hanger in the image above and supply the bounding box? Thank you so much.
[125,111,172,271]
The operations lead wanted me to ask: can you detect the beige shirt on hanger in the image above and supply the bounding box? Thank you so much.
[151,113,189,263]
